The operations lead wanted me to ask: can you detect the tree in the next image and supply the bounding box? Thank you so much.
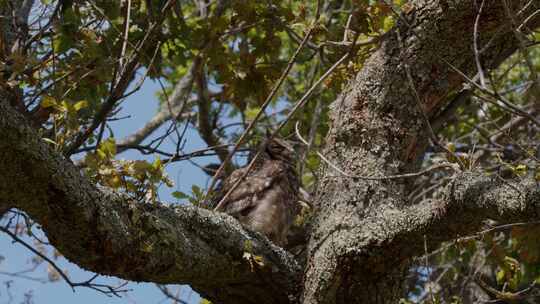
[1,0,539,303]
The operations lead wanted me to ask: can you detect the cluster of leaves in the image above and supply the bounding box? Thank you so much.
[172,184,205,206]
[0,0,406,197]
[84,138,173,203]
[38,96,89,148]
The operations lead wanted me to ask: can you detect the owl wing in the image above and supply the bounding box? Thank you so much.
[218,161,285,215]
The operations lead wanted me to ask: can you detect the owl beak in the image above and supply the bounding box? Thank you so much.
[281,140,296,154]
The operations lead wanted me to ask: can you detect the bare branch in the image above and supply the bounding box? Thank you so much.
[473,0,487,88]
[0,226,130,297]
[155,285,189,304]
[366,172,540,263]
[116,60,201,154]
[194,66,229,163]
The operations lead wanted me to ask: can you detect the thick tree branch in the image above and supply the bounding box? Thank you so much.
[0,101,301,304]
[304,1,540,303]
[325,172,540,276]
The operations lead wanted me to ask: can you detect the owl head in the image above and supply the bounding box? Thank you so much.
[264,136,296,164]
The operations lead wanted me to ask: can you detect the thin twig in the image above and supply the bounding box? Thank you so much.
[213,36,351,212]
[442,58,540,127]
[119,0,132,75]
[424,235,436,303]
[295,121,456,180]
[419,220,540,260]
[473,0,487,88]
[0,226,130,297]
[155,285,189,304]
[397,27,466,168]
[205,8,320,202]
[517,9,540,32]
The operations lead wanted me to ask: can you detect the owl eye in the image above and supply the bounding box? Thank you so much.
[240,205,256,216]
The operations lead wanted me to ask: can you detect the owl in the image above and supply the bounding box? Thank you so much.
[214,138,300,246]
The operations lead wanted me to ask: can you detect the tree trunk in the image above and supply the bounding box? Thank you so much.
[303,1,540,303]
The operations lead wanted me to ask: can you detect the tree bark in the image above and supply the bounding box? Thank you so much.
[0,101,302,304]
[0,1,539,304]
[303,1,540,303]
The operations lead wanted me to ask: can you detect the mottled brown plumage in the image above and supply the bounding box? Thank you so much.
[217,138,300,246]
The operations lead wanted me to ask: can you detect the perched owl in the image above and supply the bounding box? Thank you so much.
[214,138,300,246]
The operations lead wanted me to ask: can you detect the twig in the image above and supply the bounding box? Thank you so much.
[442,58,540,127]
[517,9,540,32]
[489,109,538,143]
[424,235,436,303]
[213,35,351,212]
[119,0,132,74]
[195,67,229,162]
[0,271,48,283]
[397,27,466,168]
[205,9,320,202]
[295,121,456,180]
[475,273,537,302]
[473,0,487,88]
[0,226,130,297]
[155,285,189,304]
[419,221,540,260]
[299,96,323,177]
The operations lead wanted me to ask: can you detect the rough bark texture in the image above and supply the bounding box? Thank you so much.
[0,1,539,304]
[303,1,540,303]
[0,101,302,304]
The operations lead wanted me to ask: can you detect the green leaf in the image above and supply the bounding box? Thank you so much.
[191,185,202,198]
[73,100,88,111]
[244,106,261,121]
[97,138,116,159]
[496,269,505,285]
[513,164,527,176]
[53,33,74,53]
[172,191,189,200]
[152,157,163,171]
[41,96,58,108]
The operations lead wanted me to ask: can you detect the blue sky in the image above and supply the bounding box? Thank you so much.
[0,78,211,304]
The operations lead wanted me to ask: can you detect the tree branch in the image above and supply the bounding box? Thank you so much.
[343,172,540,272]
[0,101,301,304]
[303,1,540,302]
[194,65,229,163]
[63,1,175,156]
[116,59,201,154]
